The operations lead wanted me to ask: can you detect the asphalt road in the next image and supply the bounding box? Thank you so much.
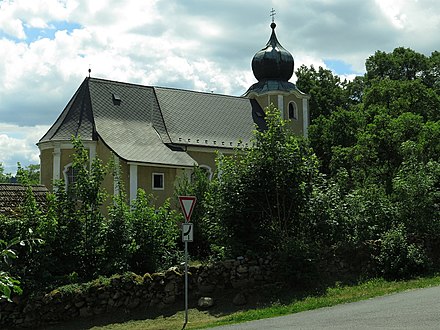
[211,285,440,329]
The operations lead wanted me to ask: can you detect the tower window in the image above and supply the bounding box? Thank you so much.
[288,102,298,120]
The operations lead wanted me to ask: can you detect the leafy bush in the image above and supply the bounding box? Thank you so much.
[204,105,319,256]
[128,189,182,273]
[174,166,215,259]
[376,224,431,279]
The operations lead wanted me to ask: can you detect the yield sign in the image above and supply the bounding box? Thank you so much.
[178,196,197,222]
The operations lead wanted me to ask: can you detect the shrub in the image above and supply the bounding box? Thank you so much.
[206,105,319,256]
[128,189,182,273]
[376,224,431,279]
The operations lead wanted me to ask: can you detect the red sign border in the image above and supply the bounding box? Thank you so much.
[178,196,197,222]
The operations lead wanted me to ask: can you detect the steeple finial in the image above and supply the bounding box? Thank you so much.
[270,8,276,23]
[270,8,276,29]
[88,64,91,78]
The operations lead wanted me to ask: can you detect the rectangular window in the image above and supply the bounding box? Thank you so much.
[152,173,164,190]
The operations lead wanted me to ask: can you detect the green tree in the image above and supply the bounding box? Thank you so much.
[0,163,12,183]
[104,180,132,274]
[0,239,22,301]
[174,166,216,259]
[70,137,109,278]
[129,190,181,273]
[208,105,319,255]
[308,106,364,175]
[295,65,348,121]
[365,47,429,82]
[16,163,40,185]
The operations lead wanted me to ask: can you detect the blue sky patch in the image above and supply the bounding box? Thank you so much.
[324,59,354,76]
[24,21,82,42]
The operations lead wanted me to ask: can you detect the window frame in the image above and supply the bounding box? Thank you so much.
[62,163,80,196]
[288,101,299,120]
[199,165,213,181]
[152,172,165,190]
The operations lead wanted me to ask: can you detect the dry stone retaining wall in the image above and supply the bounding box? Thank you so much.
[0,255,277,328]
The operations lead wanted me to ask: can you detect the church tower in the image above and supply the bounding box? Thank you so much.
[243,17,310,137]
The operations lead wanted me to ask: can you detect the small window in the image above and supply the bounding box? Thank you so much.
[288,102,298,120]
[152,173,164,190]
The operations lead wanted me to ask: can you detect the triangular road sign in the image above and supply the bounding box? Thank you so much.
[178,196,197,222]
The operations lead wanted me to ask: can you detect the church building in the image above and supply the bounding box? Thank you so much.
[38,21,310,205]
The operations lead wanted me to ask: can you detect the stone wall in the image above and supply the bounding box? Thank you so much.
[0,255,277,328]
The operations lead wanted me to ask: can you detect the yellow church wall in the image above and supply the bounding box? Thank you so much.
[283,94,304,135]
[96,140,117,198]
[253,94,305,136]
[187,149,217,171]
[39,148,53,189]
[137,165,178,206]
[60,149,75,171]
[118,160,130,199]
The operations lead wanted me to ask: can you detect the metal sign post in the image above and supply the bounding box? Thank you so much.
[178,196,196,330]
[183,239,188,329]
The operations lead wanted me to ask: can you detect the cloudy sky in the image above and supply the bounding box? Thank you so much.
[1,0,439,174]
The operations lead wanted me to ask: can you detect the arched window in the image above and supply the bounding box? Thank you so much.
[63,163,79,194]
[288,101,298,120]
[191,165,213,182]
[199,165,213,180]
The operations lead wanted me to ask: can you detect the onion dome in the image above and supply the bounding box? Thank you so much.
[251,22,294,82]
[243,22,299,97]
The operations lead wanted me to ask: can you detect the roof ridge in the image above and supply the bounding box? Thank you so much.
[153,86,246,99]
[88,77,154,89]
[89,78,247,99]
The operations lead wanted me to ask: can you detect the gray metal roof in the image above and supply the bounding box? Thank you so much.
[39,77,266,167]
[243,80,301,97]
[87,79,194,167]
[154,87,266,148]
[40,79,95,142]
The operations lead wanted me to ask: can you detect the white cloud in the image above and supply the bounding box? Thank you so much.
[0,124,48,174]
[1,0,440,173]
[375,0,407,29]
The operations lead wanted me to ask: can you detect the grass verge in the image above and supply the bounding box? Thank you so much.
[75,275,440,330]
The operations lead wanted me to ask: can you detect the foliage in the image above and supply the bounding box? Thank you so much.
[104,187,132,274]
[16,163,40,185]
[376,224,431,279]
[0,236,43,301]
[174,166,218,259]
[128,189,182,273]
[70,137,109,277]
[0,163,12,183]
[205,105,319,256]
[0,239,22,301]
[392,144,440,240]
[2,46,440,297]
[295,64,350,121]
[0,162,40,184]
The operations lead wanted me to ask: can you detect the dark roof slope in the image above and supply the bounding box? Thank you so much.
[40,79,95,142]
[154,87,266,148]
[0,183,48,217]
